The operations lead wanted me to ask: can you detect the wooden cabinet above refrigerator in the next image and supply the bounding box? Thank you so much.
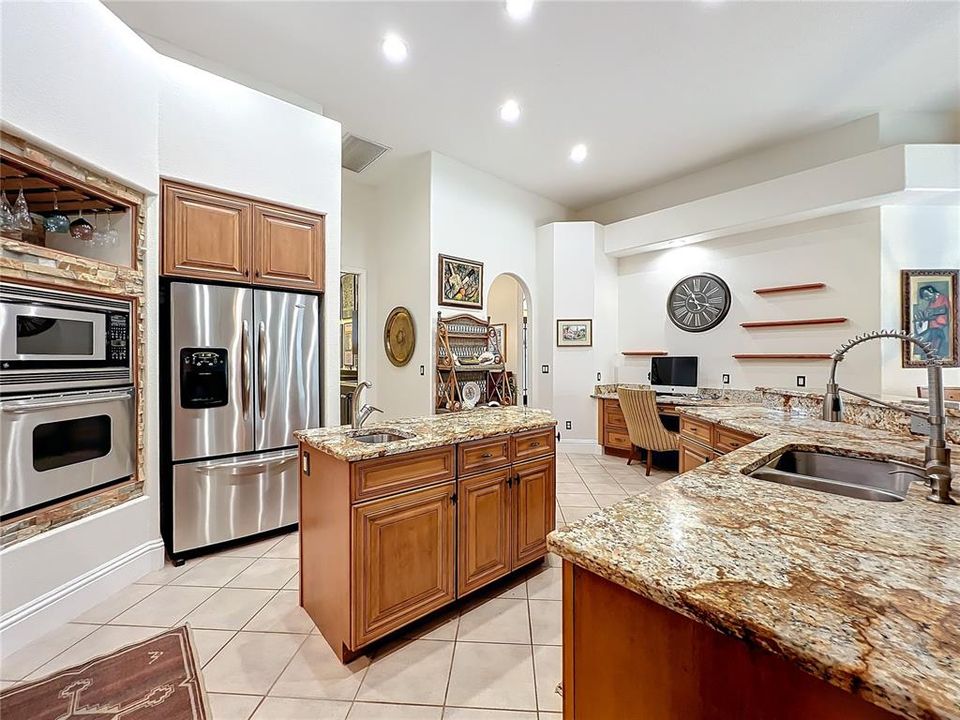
[161,179,325,292]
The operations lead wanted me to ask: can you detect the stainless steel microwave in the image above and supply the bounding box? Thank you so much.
[0,282,132,394]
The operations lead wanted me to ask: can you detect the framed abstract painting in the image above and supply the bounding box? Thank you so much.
[438,254,483,309]
[901,269,959,367]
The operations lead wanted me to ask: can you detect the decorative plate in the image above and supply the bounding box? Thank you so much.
[666,273,731,333]
[461,381,481,408]
[384,306,416,367]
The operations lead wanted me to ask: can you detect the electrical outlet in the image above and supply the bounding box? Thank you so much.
[541,365,550,374]
[796,375,806,388]
[565,420,572,430]
[722,373,730,384]
[419,365,425,376]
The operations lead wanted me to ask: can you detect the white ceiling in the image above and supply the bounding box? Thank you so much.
[106,0,960,210]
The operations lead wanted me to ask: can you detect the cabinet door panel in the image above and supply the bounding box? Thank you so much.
[679,438,715,473]
[254,204,324,291]
[162,181,252,281]
[458,468,511,596]
[352,483,456,647]
[512,456,555,567]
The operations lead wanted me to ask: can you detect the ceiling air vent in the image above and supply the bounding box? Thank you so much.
[341,133,390,173]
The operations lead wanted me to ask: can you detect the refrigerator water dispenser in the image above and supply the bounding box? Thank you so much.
[180,348,228,408]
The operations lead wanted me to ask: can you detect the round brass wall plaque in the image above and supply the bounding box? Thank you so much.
[384,306,416,367]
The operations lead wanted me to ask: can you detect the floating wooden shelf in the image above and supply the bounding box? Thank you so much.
[754,282,826,295]
[621,351,668,356]
[740,317,847,329]
[733,353,832,360]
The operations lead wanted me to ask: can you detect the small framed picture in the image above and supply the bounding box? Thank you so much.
[438,254,483,309]
[556,319,593,347]
[901,269,959,367]
[490,323,507,362]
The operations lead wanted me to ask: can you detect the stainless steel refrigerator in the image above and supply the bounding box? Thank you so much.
[165,281,320,558]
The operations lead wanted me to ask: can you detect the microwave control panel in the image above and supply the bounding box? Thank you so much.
[108,313,130,363]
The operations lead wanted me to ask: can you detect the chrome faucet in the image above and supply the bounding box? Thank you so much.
[351,381,382,430]
[823,330,954,505]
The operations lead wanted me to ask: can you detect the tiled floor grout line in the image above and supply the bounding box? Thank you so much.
[257,630,311,706]
[526,595,541,715]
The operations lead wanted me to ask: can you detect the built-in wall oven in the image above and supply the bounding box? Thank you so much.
[1,387,136,517]
[0,282,132,395]
[0,281,136,518]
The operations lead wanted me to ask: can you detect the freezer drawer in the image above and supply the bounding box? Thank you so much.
[171,448,298,553]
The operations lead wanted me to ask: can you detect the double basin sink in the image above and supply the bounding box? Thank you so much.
[748,450,916,502]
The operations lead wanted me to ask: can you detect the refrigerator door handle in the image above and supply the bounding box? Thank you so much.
[257,320,267,419]
[193,449,298,473]
[241,320,251,418]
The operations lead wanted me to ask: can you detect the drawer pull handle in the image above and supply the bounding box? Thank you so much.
[480,452,493,459]
[530,441,541,448]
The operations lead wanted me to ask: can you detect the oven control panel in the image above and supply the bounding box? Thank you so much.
[108,313,130,363]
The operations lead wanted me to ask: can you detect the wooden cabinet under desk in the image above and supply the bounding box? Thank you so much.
[162,179,325,292]
[299,428,556,662]
[678,416,760,473]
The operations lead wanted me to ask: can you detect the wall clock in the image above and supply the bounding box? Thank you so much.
[666,273,731,333]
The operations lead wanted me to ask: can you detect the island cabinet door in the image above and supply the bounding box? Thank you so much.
[679,437,716,473]
[512,456,556,567]
[458,468,512,597]
[352,482,456,648]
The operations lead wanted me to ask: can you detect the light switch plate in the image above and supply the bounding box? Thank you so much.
[722,373,730,384]
[541,365,550,374]
[419,365,425,376]
[565,421,572,430]
[796,375,806,387]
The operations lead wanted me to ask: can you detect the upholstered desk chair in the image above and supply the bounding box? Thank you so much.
[617,387,680,476]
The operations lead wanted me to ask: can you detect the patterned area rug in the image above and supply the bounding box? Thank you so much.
[0,625,209,719]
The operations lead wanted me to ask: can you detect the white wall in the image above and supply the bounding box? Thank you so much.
[158,55,343,427]
[880,205,960,398]
[538,223,617,445]
[616,210,883,394]
[429,152,568,411]
[0,0,163,655]
[369,155,434,420]
[577,113,959,225]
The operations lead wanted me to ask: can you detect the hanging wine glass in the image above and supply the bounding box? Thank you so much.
[44,191,70,233]
[13,185,32,231]
[91,211,106,246]
[69,207,94,243]
[104,212,120,247]
[0,190,16,232]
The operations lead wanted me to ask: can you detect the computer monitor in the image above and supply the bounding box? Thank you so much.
[650,356,698,396]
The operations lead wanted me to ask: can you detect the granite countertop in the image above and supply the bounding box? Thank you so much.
[549,406,960,720]
[590,393,749,405]
[295,406,556,461]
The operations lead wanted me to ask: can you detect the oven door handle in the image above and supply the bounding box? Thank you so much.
[1,389,134,413]
[193,450,298,473]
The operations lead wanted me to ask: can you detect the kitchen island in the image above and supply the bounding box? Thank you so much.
[549,405,959,720]
[295,406,557,661]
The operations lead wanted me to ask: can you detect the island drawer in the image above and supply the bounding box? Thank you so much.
[714,426,759,454]
[459,435,511,476]
[351,446,456,503]
[512,428,555,462]
[679,416,714,445]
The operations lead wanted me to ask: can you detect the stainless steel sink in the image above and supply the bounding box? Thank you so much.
[748,451,914,502]
[346,428,416,444]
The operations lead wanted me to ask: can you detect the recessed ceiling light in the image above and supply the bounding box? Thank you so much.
[499,99,521,123]
[505,0,534,22]
[569,144,588,163]
[381,33,408,64]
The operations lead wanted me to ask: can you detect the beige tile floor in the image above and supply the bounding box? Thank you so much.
[0,452,674,719]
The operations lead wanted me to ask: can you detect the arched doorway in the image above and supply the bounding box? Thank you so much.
[487,273,533,407]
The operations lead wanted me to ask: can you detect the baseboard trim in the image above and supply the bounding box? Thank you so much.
[0,538,164,657]
[557,439,602,454]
